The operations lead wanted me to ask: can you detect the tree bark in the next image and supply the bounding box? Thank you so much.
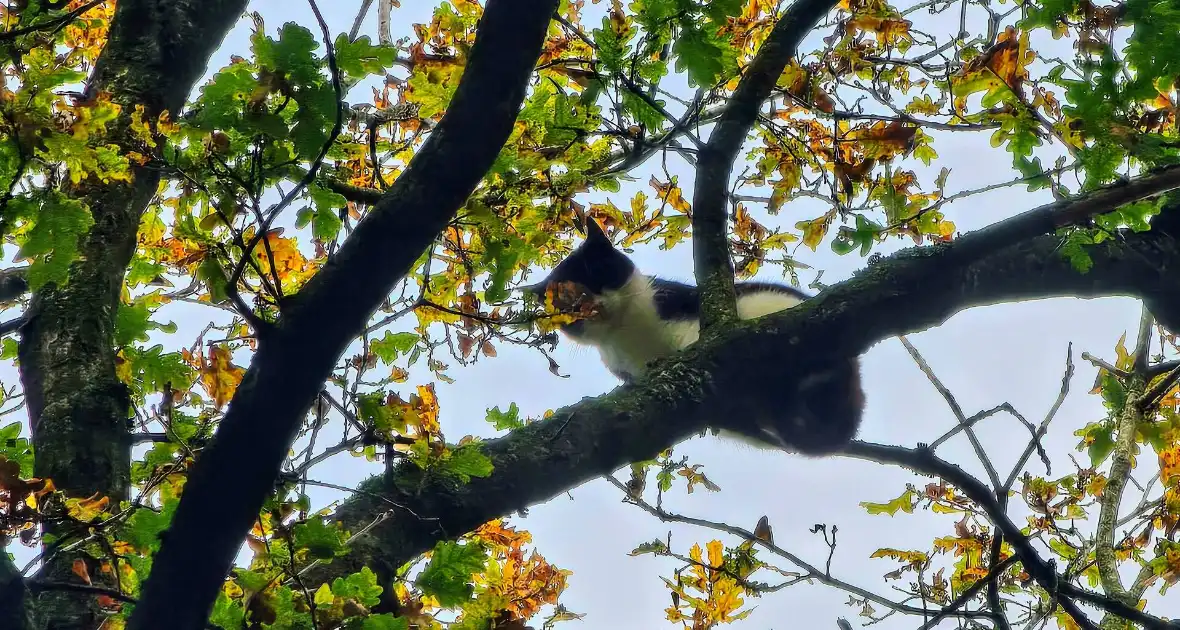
[15,1,249,627]
[692,0,840,330]
[0,267,28,304]
[0,551,32,630]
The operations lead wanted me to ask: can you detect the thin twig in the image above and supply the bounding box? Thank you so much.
[292,435,367,477]
[227,0,346,308]
[900,336,1003,491]
[1080,351,1130,379]
[348,0,375,41]
[299,479,434,521]
[1004,344,1075,491]
[842,442,1180,630]
[28,580,136,605]
[605,476,990,622]
[927,403,1010,451]
[915,556,1018,630]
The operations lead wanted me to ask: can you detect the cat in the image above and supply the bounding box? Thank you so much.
[523,218,864,455]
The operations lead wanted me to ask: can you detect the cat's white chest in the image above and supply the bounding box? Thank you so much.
[577,277,686,377]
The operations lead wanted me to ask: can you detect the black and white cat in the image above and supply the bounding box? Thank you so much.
[523,218,864,455]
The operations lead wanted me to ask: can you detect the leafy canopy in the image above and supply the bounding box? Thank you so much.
[0,0,1178,628]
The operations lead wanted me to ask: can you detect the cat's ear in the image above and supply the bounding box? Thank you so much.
[584,217,611,246]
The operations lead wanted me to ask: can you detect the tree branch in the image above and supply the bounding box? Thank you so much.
[917,556,1019,630]
[691,0,840,330]
[1146,359,1180,380]
[0,316,25,338]
[1095,383,1144,605]
[1138,363,1180,411]
[0,551,31,630]
[126,2,560,628]
[305,193,1180,598]
[842,441,1178,630]
[16,0,251,625]
[0,0,105,41]
[603,476,993,623]
[1132,304,1154,374]
[899,335,1003,490]
[0,266,28,303]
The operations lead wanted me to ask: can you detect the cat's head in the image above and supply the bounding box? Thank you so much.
[521,219,637,336]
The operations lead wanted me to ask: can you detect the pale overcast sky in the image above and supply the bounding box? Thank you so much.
[4,2,1177,629]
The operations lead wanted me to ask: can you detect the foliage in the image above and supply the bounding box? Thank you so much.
[0,0,1178,628]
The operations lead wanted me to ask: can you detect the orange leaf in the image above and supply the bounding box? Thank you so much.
[194,345,246,409]
[96,594,123,610]
[648,176,692,214]
[962,27,1035,92]
[72,558,92,584]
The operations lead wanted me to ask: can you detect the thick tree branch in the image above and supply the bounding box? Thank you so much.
[691,0,840,330]
[1146,359,1180,380]
[26,0,244,495]
[0,551,32,630]
[306,189,1180,595]
[0,316,24,337]
[15,0,250,625]
[127,2,560,628]
[0,267,28,303]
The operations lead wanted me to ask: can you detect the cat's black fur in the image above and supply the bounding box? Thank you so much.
[523,219,864,455]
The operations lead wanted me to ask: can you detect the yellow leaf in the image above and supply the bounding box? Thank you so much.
[254,230,311,287]
[869,548,929,566]
[847,15,912,46]
[860,487,917,516]
[65,493,110,522]
[1114,331,1133,371]
[222,580,244,599]
[796,214,832,251]
[313,583,334,606]
[648,176,692,214]
[706,540,724,569]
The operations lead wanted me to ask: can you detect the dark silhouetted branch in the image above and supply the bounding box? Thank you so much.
[126,2,560,628]
[0,267,28,303]
[899,335,1003,489]
[691,0,841,330]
